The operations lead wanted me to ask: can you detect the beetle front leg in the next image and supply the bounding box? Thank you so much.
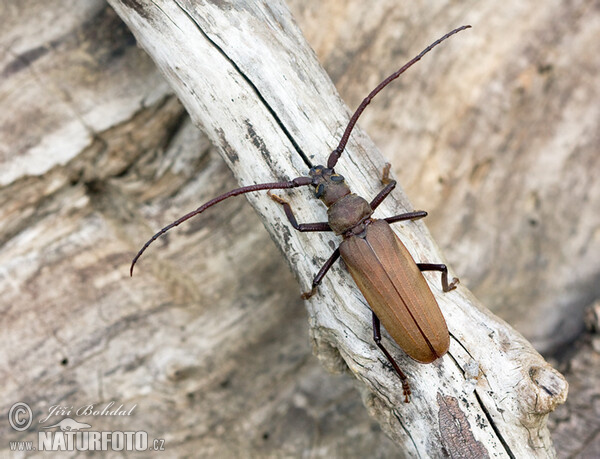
[372,312,411,403]
[370,163,397,210]
[371,165,429,226]
[370,165,427,226]
[302,248,340,299]
[268,192,332,232]
[417,263,459,292]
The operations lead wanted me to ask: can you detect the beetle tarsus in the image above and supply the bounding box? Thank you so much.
[381,163,392,185]
[267,191,287,204]
[447,277,460,292]
[402,382,412,403]
[417,263,459,292]
[301,287,317,300]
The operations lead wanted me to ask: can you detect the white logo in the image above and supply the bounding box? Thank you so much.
[42,418,92,431]
[8,402,33,432]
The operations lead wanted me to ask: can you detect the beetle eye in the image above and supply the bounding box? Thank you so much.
[330,174,344,182]
[315,184,325,198]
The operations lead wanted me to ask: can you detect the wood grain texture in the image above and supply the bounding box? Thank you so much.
[2,0,598,456]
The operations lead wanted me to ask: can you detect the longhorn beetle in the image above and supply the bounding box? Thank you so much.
[131,25,470,402]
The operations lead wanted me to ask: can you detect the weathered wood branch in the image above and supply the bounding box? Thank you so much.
[108,0,567,456]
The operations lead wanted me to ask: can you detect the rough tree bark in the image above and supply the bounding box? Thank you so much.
[3,0,598,457]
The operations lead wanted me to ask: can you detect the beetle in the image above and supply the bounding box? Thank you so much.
[131,25,469,402]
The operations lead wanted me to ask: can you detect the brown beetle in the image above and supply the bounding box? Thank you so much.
[131,26,469,401]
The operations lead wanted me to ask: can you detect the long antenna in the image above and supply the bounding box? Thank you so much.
[327,25,471,169]
[130,177,312,275]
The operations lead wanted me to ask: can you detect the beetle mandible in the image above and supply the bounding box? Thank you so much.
[131,25,470,402]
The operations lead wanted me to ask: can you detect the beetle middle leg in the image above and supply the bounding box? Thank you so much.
[384,211,428,224]
[372,312,411,403]
[417,263,459,292]
[268,192,340,298]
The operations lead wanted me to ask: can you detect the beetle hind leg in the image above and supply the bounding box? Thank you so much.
[417,263,459,292]
[268,192,341,299]
[372,312,411,403]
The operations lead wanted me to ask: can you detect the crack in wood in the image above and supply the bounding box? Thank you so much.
[472,390,515,459]
[173,0,311,168]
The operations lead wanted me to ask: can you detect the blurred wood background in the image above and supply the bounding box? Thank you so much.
[1,0,598,457]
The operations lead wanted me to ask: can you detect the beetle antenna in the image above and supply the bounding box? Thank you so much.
[130,176,312,276]
[327,25,471,169]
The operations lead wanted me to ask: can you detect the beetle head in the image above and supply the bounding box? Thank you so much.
[308,165,351,207]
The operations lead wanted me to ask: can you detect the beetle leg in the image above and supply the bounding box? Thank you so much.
[268,192,332,232]
[384,211,428,224]
[372,312,411,403]
[370,181,396,210]
[370,164,397,210]
[381,162,392,184]
[417,263,459,292]
[371,165,428,223]
[301,248,340,299]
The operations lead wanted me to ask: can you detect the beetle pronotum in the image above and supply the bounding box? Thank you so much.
[132,25,470,401]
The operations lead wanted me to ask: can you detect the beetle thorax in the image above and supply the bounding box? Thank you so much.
[327,194,373,235]
[308,165,372,235]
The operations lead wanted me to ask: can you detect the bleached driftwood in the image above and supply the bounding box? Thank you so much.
[108,0,567,456]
